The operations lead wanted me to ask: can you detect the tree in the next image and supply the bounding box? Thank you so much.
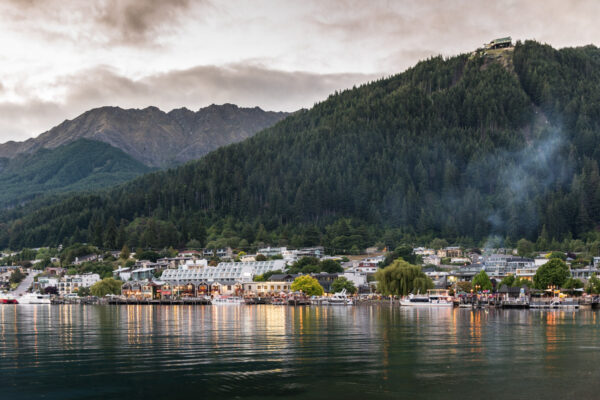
[548,251,566,260]
[499,275,530,288]
[533,258,570,289]
[9,269,25,285]
[430,238,448,250]
[499,275,516,288]
[78,287,91,297]
[44,286,58,295]
[517,238,535,257]
[472,270,493,291]
[319,259,343,273]
[563,277,583,289]
[586,274,600,294]
[456,281,472,293]
[331,277,357,294]
[374,259,433,296]
[186,239,202,249]
[120,244,130,260]
[290,275,324,296]
[135,250,160,262]
[90,278,123,297]
[255,254,267,261]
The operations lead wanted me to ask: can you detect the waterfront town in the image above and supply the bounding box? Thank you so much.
[2,241,600,308]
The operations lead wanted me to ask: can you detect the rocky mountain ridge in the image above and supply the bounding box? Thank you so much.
[0,104,289,167]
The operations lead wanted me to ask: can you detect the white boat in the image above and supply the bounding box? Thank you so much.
[400,289,453,307]
[212,295,245,305]
[18,292,51,304]
[323,289,354,305]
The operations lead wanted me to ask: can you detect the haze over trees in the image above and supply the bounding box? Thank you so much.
[2,41,600,251]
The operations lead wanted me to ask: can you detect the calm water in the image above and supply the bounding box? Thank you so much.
[1,305,600,399]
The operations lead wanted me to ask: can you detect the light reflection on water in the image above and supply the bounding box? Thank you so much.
[1,305,600,399]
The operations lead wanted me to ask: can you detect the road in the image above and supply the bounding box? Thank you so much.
[12,269,41,297]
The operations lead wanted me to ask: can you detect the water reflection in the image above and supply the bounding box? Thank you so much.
[2,305,600,399]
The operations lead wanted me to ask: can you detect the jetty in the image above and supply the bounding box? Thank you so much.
[106,298,211,305]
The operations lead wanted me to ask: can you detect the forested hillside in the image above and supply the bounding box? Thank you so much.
[3,41,600,252]
[0,139,151,207]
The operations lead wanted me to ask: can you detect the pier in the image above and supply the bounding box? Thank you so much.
[106,298,212,306]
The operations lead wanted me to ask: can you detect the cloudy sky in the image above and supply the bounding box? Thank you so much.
[0,0,599,142]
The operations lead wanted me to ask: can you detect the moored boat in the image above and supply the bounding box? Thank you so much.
[270,297,286,305]
[18,292,51,305]
[0,293,18,304]
[287,293,310,306]
[400,289,453,307]
[244,296,271,305]
[322,289,354,305]
[212,295,245,305]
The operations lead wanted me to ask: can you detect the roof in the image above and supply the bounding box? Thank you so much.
[132,267,155,273]
[498,284,529,294]
[268,274,298,281]
[492,36,512,44]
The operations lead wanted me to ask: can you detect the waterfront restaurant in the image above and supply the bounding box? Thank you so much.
[243,281,292,295]
[142,281,163,300]
[122,281,143,298]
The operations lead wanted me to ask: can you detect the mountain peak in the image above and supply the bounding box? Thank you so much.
[0,103,291,167]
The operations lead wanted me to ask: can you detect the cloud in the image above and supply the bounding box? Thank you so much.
[1,0,600,142]
[93,0,195,45]
[0,64,379,142]
[1,0,199,46]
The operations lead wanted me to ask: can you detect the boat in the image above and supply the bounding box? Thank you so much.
[18,292,51,304]
[244,296,271,305]
[212,295,245,305]
[322,289,354,305]
[550,299,579,310]
[0,293,18,304]
[270,297,286,305]
[400,289,453,307]
[287,293,311,306]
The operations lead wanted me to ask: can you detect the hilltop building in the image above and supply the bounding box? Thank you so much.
[485,36,512,50]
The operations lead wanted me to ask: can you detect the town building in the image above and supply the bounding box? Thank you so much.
[131,267,156,281]
[57,273,100,295]
[413,247,435,256]
[36,276,59,291]
[159,260,286,297]
[571,267,600,281]
[72,254,102,265]
[484,36,512,50]
[243,281,292,295]
[257,247,287,257]
[437,246,463,258]
[483,255,534,278]
[113,267,131,281]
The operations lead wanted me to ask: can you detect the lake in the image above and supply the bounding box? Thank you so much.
[1,304,600,399]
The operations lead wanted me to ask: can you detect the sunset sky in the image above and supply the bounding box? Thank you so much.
[0,0,599,141]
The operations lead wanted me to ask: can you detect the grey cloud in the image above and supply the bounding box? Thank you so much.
[2,0,200,46]
[93,0,195,45]
[0,64,379,142]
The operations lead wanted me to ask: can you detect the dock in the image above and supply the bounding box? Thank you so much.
[106,298,212,305]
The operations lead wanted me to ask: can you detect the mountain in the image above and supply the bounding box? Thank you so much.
[0,139,152,207]
[0,104,289,167]
[3,40,600,251]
